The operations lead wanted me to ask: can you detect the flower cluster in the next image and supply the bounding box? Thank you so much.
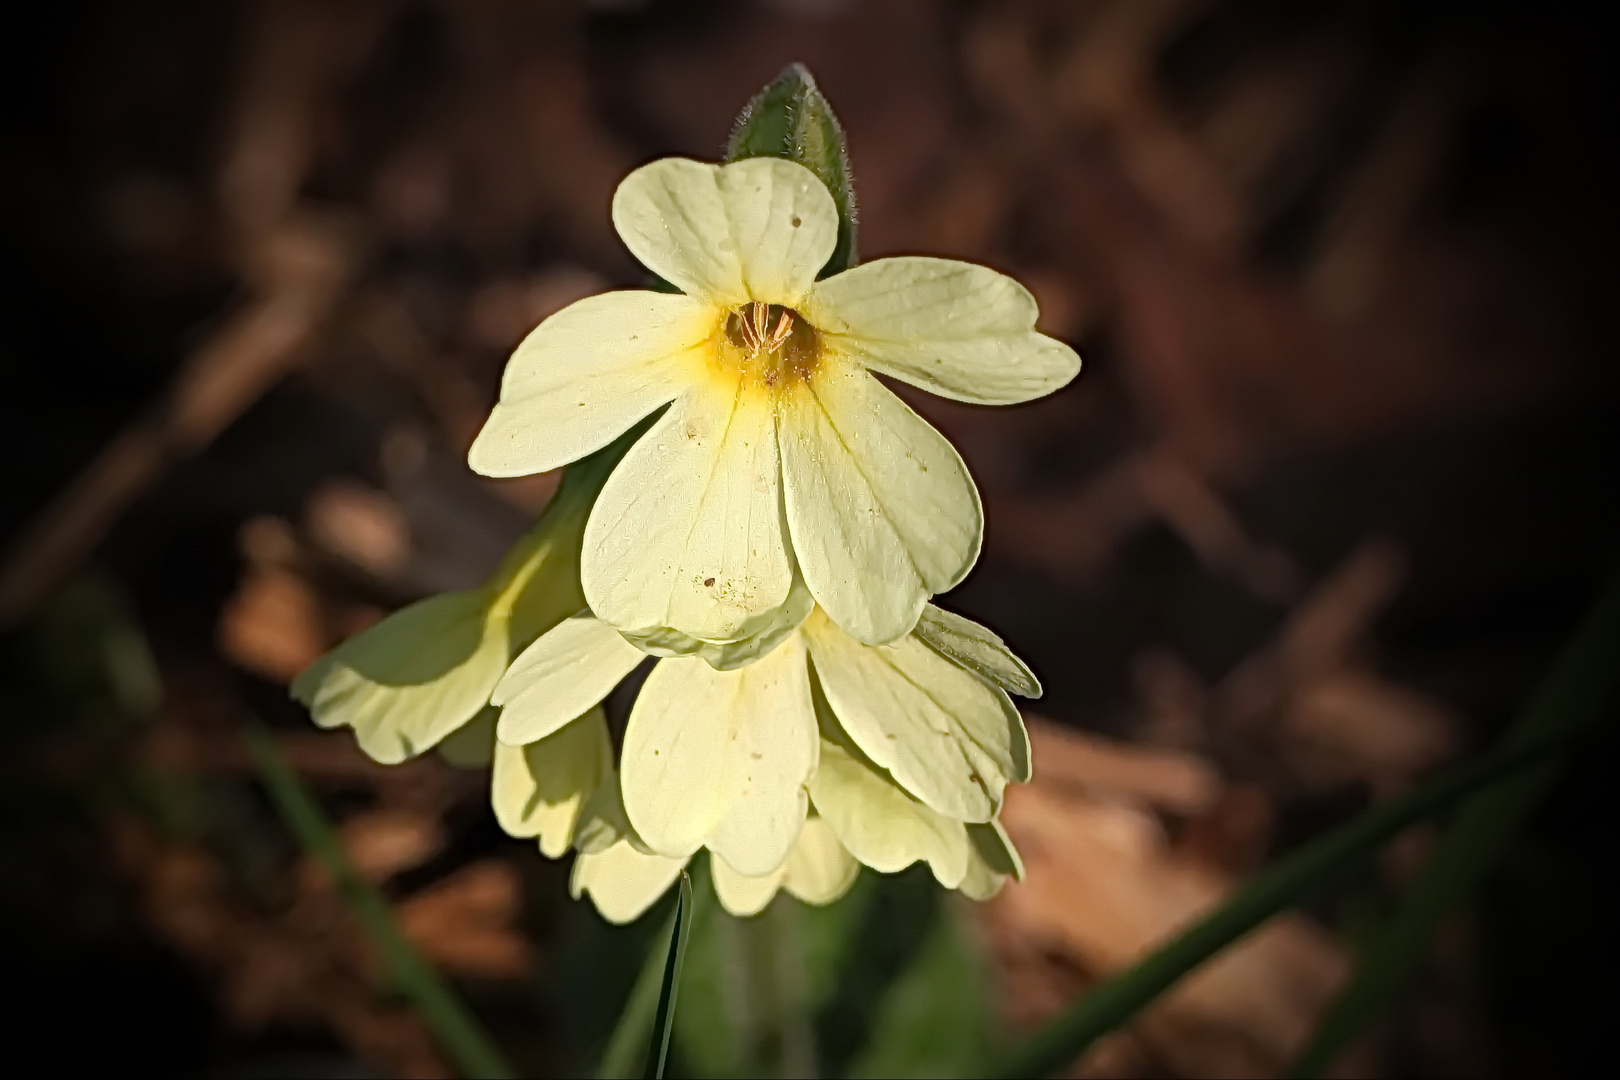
[295,154,1079,922]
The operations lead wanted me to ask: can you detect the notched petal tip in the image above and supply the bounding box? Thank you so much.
[710,852,786,917]
[808,737,972,887]
[611,156,839,309]
[570,841,689,924]
[805,613,1021,823]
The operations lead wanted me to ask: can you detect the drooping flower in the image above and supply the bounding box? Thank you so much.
[560,764,1021,924]
[468,156,1080,648]
[490,599,1035,921]
[570,810,861,923]
[290,436,624,764]
[489,706,613,858]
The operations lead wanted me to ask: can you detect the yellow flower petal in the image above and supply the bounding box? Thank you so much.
[802,256,1081,405]
[808,736,970,887]
[573,770,637,855]
[583,383,795,644]
[706,646,817,877]
[804,611,1029,822]
[467,291,711,478]
[619,575,814,671]
[621,639,817,875]
[958,820,1023,901]
[913,604,1041,698]
[491,707,613,858]
[781,816,860,905]
[710,852,786,917]
[709,816,857,916]
[955,857,1002,900]
[970,819,1023,879]
[611,157,838,307]
[291,589,507,765]
[619,658,732,858]
[779,367,981,645]
[296,469,595,764]
[493,612,644,745]
[570,841,689,925]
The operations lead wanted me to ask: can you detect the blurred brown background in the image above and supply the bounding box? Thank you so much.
[2,0,1617,1076]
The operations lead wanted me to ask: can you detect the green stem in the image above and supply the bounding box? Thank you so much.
[989,732,1572,1079]
[1288,570,1620,1077]
[244,726,516,1079]
[734,895,816,1078]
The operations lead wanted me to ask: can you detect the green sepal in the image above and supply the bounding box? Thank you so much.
[725,62,857,278]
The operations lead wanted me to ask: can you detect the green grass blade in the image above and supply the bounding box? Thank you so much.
[989,733,1570,1079]
[1289,570,1620,1077]
[243,725,516,1079]
[595,919,669,1080]
[644,871,694,1080]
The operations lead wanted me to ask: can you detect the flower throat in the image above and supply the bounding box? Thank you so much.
[723,301,820,388]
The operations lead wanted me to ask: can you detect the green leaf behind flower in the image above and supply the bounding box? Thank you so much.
[726,63,857,278]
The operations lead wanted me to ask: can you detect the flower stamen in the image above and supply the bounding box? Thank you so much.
[750,300,770,348]
[722,301,821,389]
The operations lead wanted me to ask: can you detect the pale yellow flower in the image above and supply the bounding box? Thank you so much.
[708,817,860,916]
[563,774,1019,924]
[468,156,1079,647]
[489,706,613,858]
[290,447,614,763]
[492,600,1035,902]
[568,815,861,925]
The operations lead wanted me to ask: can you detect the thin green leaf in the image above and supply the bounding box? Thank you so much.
[989,732,1572,1079]
[726,62,857,277]
[1289,569,1620,1078]
[595,903,680,1080]
[740,892,818,1076]
[243,725,515,1080]
[645,871,694,1080]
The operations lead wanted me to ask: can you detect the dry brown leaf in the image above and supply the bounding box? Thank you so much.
[1027,716,1223,816]
[338,809,447,884]
[326,991,452,1079]
[1284,667,1457,795]
[1177,783,1275,875]
[143,848,238,962]
[224,928,326,1028]
[1133,647,1211,752]
[1221,541,1406,730]
[991,779,1351,1077]
[218,564,327,682]
[305,480,411,578]
[396,860,533,980]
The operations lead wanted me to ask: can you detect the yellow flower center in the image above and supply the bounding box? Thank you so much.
[718,301,821,390]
